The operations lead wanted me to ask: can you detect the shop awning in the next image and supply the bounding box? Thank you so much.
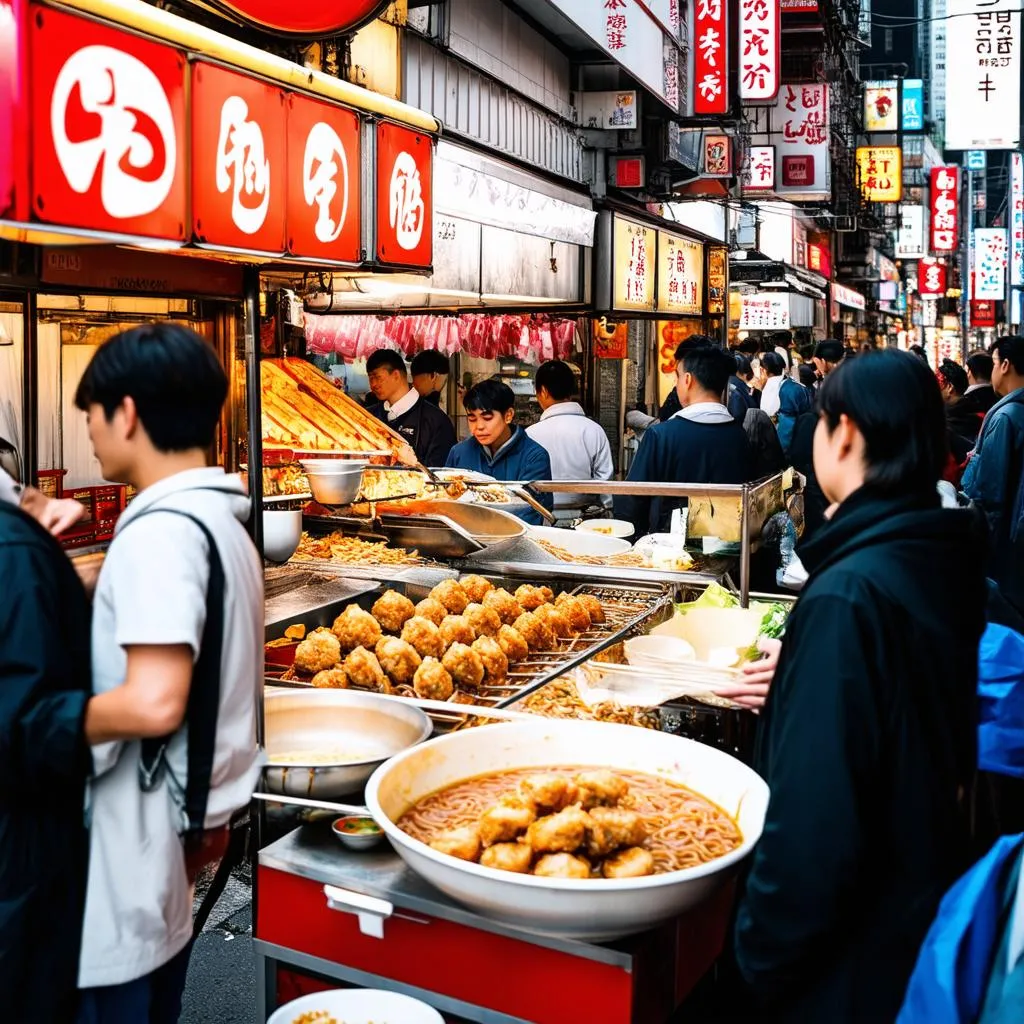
[832,283,866,311]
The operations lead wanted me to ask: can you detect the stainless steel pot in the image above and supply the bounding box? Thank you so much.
[264,689,432,799]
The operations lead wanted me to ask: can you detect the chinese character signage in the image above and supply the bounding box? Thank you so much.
[832,282,865,310]
[857,146,902,202]
[930,166,960,252]
[613,216,656,310]
[903,79,924,129]
[895,205,925,259]
[704,134,732,175]
[694,0,728,114]
[738,0,780,102]
[1012,151,1024,286]
[971,299,997,326]
[657,231,704,315]
[967,150,987,170]
[807,237,831,276]
[742,145,775,191]
[919,258,947,296]
[974,227,1007,299]
[864,82,898,131]
[739,294,789,329]
[780,0,818,9]
[774,83,829,199]
[945,0,1021,149]
[377,122,433,267]
[707,246,727,314]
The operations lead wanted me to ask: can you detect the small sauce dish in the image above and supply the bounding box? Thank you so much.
[332,815,384,851]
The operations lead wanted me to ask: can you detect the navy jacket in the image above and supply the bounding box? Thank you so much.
[368,393,457,468]
[776,378,813,455]
[445,426,554,525]
[0,502,92,1021]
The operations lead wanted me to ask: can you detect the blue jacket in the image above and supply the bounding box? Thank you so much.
[776,377,813,455]
[445,426,554,525]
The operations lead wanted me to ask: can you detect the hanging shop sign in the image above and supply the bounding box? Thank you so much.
[0,0,23,218]
[971,299,997,326]
[856,147,902,203]
[593,317,629,359]
[930,166,960,253]
[807,237,831,277]
[578,90,638,130]
[657,231,704,315]
[918,258,947,296]
[1012,151,1024,287]
[832,282,865,310]
[376,122,432,267]
[707,246,727,314]
[182,0,390,39]
[967,150,988,170]
[863,80,925,132]
[703,135,732,176]
[781,0,818,9]
[738,0,780,103]
[944,0,1021,150]
[693,0,729,115]
[739,293,790,329]
[895,205,926,258]
[741,145,775,191]
[974,227,1008,299]
[30,6,188,241]
[613,217,656,311]
[776,83,829,199]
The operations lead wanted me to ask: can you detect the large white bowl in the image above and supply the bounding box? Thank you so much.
[262,509,302,562]
[528,524,632,557]
[365,719,769,941]
[267,989,443,1024]
[575,518,636,539]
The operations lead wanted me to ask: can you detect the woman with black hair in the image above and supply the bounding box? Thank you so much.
[733,350,988,1023]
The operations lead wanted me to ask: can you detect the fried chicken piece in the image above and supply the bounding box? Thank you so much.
[533,853,591,879]
[412,657,454,701]
[310,668,349,689]
[496,624,529,664]
[472,635,508,682]
[372,589,416,634]
[441,642,485,690]
[483,588,524,625]
[479,799,536,846]
[464,602,501,638]
[513,612,556,651]
[429,579,469,615]
[602,847,655,879]
[429,826,481,862]
[331,604,382,653]
[459,574,494,604]
[375,636,422,686]
[575,770,629,809]
[294,629,342,675]
[526,805,590,854]
[414,597,447,626]
[555,593,592,632]
[343,646,391,693]
[400,616,444,660]
[586,806,648,856]
[480,842,533,873]
[515,584,554,611]
[577,593,605,624]
[439,614,476,649]
[521,774,580,814]
[533,604,574,639]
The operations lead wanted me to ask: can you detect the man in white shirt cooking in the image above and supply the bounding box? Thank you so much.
[527,360,613,521]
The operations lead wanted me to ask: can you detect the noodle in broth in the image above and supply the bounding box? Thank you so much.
[397,766,742,874]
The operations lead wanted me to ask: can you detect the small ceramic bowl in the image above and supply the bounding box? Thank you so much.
[332,815,384,851]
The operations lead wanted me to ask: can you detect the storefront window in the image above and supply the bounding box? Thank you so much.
[0,299,25,484]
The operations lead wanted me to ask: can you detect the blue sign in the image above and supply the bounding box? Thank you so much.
[902,80,924,131]
[967,151,987,171]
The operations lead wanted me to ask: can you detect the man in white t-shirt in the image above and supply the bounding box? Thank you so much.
[72,323,263,1023]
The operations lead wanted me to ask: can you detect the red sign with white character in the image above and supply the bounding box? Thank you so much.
[694,0,728,115]
[739,0,780,102]
[286,95,360,263]
[29,5,187,239]
[930,166,959,254]
[192,62,287,254]
[971,299,996,327]
[0,0,26,219]
[919,258,947,296]
[377,122,432,267]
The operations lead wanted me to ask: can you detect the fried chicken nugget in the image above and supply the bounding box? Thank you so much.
[533,853,591,879]
[555,593,592,633]
[514,584,554,611]
[439,614,476,649]
[464,602,501,638]
[413,657,454,701]
[479,800,536,846]
[497,624,529,664]
[401,616,444,660]
[521,774,580,814]
[429,579,469,615]
[480,842,533,873]
[414,597,447,626]
[430,826,481,862]
[310,668,349,689]
[375,636,421,686]
[441,642,485,690]
[294,629,341,675]
[513,611,556,651]
[575,769,629,809]
[343,646,391,693]
[472,635,508,682]
[372,589,416,634]
[586,807,648,856]
[602,847,655,879]
[459,574,494,604]
[526,805,590,854]
[533,604,574,639]
[483,588,524,625]
[577,593,605,624]
[331,605,382,653]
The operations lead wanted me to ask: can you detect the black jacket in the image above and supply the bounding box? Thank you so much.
[733,488,987,1023]
[788,409,830,539]
[368,393,456,468]
[0,503,92,1021]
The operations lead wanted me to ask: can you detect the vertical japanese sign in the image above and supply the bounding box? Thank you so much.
[945,0,1021,149]
[738,0,780,102]
[918,258,947,297]
[612,217,656,310]
[930,166,959,253]
[376,122,433,267]
[856,147,902,202]
[895,205,925,259]
[902,79,924,130]
[656,231,704,315]
[930,0,947,140]
[775,83,829,199]
[0,0,25,218]
[741,145,776,190]
[1012,151,1024,287]
[694,0,728,114]
[974,227,1008,299]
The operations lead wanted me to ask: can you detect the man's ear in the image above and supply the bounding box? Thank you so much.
[120,396,141,439]
[504,408,515,425]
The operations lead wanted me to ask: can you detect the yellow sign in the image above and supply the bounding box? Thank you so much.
[656,321,704,404]
[613,217,656,311]
[857,146,902,203]
[657,231,704,315]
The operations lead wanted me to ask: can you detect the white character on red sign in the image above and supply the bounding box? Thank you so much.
[51,45,176,219]
[216,95,270,235]
[389,151,425,252]
[302,121,349,244]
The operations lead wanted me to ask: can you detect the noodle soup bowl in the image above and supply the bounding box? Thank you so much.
[365,719,769,942]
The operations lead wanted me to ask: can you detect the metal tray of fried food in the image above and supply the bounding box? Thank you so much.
[378,514,486,559]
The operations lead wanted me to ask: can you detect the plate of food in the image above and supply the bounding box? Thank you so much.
[268,989,443,1024]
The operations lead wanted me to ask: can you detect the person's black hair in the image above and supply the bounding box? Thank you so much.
[991,335,1024,375]
[967,350,993,382]
[74,322,227,453]
[534,360,577,401]
[734,354,754,379]
[735,338,761,356]
[681,346,734,397]
[938,358,968,396]
[761,351,786,377]
[813,340,845,364]
[818,349,946,495]
[769,331,792,350]
[366,348,408,376]
[463,378,515,415]
[908,344,929,366]
[674,334,713,362]
[410,350,450,377]
[798,364,817,388]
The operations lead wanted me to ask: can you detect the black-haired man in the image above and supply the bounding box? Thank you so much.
[615,346,753,535]
[963,349,997,425]
[73,323,263,1022]
[811,340,845,388]
[936,359,977,463]
[366,348,455,466]
[658,334,716,421]
[410,349,451,405]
